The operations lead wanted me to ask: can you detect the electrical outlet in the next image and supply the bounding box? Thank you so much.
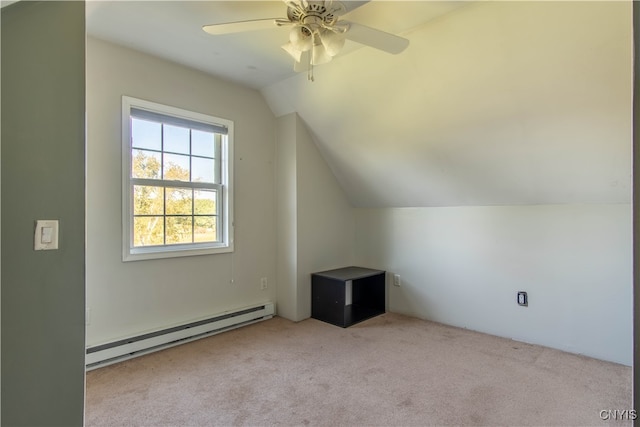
[393,274,401,287]
[517,291,528,307]
[260,277,268,290]
[85,308,91,326]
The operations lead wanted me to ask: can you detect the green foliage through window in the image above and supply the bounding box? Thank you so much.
[130,118,221,247]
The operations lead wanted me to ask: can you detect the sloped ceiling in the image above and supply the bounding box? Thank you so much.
[262,1,632,207]
[86,1,632,208]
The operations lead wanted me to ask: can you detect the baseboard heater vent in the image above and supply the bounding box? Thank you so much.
[86,302,274,370]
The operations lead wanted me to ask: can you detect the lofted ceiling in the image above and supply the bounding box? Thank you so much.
[86,0,632,208]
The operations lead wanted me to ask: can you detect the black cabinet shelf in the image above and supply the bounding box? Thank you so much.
[311,266,386,328]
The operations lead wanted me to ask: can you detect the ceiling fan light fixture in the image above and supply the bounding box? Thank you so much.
[319,27,345,57]
[281,42,303,62]
[289,26,313,52]
[311,43,332,65]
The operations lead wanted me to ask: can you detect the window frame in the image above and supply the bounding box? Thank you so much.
[121,96,234,261]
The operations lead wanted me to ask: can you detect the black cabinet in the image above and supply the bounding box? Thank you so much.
[311,266,385,328]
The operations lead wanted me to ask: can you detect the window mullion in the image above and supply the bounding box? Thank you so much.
[131,179,216,191]
[190,129,195,244]
[161,123,166,246]
[191,189,195,243]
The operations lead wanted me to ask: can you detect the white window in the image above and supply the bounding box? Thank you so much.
[122,96,233,261]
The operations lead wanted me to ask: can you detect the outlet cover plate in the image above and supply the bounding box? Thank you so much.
[517,291,528,307]
[393,274,401,287]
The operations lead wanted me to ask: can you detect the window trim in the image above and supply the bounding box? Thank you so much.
[121,96,234,261]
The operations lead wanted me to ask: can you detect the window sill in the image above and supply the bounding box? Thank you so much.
[123,243,233,262]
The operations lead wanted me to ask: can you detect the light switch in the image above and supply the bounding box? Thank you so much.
[34,220,59,250]
[41,227,53,243]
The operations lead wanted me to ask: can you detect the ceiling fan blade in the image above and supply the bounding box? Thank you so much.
[341,1,370,14]
[282,42,303,62]
[202,18,279,35]
[344,21,409,54]
[312,44,333,65]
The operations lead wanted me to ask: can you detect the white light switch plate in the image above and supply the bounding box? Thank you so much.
[34,220,59,250]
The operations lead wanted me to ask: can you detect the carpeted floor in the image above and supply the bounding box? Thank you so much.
[85,313,631,426]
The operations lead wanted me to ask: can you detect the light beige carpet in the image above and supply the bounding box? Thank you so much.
[85,313,631,426]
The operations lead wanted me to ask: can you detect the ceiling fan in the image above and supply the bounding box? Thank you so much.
[202,0,409,81]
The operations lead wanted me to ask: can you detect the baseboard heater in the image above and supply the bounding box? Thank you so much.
[86,302,274,370]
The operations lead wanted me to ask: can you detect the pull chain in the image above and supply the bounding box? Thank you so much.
[308,33,315,82]
[308,58,314,82]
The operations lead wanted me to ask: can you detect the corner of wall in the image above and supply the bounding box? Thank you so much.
[275,113,299,321]
[275,112,358,321]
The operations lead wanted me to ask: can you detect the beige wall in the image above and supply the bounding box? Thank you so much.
[275,114,298,320]
[355,204,633,365]
[295,118,356,320]
[86,37,276,345]
[276,113,355,321]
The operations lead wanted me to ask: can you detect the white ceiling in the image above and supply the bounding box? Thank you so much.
[86,1,463,90]
[87,1,632,208]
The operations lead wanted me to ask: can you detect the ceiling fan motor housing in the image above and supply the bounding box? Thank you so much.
[287,1,342,30]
